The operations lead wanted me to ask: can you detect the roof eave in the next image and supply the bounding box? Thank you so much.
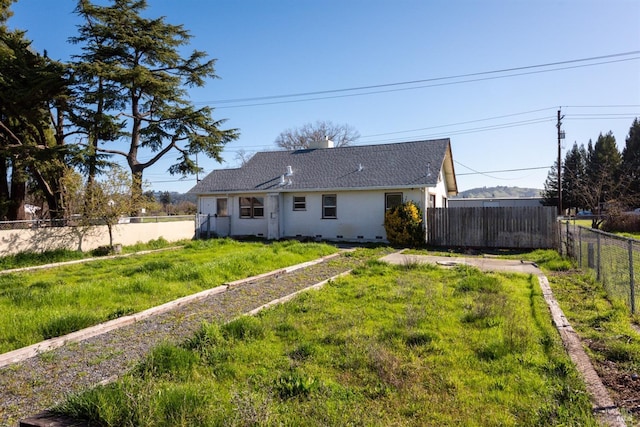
[191,183,439,195]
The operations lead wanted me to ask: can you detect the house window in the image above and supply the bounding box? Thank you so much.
[293,196,306,211]
[429,194,436,209]
[385,192,403,211]
[216,198,228,216]
[239,197,264,218]
[322,194,337,219]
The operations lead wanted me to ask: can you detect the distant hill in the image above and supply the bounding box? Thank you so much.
[454,186,542,199]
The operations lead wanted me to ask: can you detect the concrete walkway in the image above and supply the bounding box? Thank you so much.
[380,252,542,274]
[380,252,627,427]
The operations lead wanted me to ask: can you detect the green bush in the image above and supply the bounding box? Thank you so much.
[383,200,425,247]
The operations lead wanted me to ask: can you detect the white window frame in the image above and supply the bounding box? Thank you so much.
[385,192,403,211]
[293,196,306,211]
[239,196,264,218]
[322,194,337,219]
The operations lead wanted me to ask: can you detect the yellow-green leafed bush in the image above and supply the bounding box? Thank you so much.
[384,200,425,247]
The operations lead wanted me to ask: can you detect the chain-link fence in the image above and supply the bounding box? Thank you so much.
[559,222,640,314]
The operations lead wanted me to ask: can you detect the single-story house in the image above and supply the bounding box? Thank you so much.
[188,138,457,242]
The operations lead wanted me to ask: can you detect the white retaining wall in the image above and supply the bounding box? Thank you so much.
[0,220,195,256]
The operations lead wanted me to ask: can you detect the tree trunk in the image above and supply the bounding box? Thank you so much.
[0,156,10,220]
[8,163,26,221]
[107,223,114,249]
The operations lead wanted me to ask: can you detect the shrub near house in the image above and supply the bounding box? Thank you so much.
[384,200,424,247]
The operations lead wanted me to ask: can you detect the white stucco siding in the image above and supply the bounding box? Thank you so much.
[231,194,268,237]
[427,170,451,208]
[199,186,439,241]
[281,189,423,241]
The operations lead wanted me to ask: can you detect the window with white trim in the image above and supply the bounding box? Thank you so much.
[322,194,337,219]
[385,192,403,211]
[239,197,264,218]
[293,196,306,211]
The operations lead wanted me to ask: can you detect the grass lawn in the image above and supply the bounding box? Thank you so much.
[55,260,596,426]
[0,239,338,354]
[548,267,640,425]
[0,237,177,271]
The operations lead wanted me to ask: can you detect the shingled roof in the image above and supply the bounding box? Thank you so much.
[188,139,457,195]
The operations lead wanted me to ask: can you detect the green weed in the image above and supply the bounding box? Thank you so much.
[0,240,338,353]
[41,313,100,340]
[275,369,318,399]
[55,262,596,426]
[138,343,198,380]
[222,316,265,341]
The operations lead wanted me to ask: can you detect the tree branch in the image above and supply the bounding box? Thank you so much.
[138,135,179,170]
[95,147,128,157]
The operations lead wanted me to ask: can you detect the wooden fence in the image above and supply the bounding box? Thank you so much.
[427,207,558,249]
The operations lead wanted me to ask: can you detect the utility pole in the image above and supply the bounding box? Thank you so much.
[556,109,565,215]
[196,152,201,183]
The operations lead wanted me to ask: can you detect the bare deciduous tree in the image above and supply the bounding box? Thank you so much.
[234,149,254,167]
[77,166,149,250]
[274,121,360,150]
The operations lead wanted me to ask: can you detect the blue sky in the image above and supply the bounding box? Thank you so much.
[8,0,640,194]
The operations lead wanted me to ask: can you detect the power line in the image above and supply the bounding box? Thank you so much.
[564,104,640,108]
[455,162,551,180]
[567,113,640,117]
[456,165,551,176]
[359,107,557,139]
[196,52,640,108]
[566,116,638,121]
[360,117,555,145]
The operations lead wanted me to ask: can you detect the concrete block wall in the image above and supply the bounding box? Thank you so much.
[0,220,195,256]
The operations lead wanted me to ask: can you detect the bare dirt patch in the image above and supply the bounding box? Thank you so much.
[590,347,640,417]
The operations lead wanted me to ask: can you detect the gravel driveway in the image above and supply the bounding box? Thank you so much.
[1,250,381,426]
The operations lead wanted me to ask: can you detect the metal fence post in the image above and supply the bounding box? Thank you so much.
[630,239,636,315]
[596,233,601,282]
[206,214,211,239]
[564,221,569,257]
[578,226,582,268]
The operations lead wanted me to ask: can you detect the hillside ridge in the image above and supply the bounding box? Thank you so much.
[454,186,542,199]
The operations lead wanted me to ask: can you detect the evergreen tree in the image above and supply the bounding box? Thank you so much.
[562,142,588,211]
[541,160,559,208]
[622,118,640,203]
[586,132,622,211]
[0,20,72,220]
[72,0,239,201]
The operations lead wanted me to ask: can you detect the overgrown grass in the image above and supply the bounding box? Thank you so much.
[55,262,596,426]
[0,248,89,271]
[618,231,640,240]
[0,239,337,353]
[548,268,640,423]
[0,238,179,271]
